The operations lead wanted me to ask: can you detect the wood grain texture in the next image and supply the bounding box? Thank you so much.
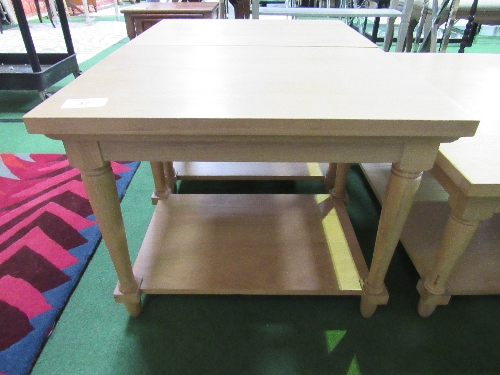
[126,20,373,182]
[24,36,477,139]
[133,194,368,295]
[127,19,379,48]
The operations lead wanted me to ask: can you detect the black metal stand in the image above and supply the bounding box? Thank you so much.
[458,0,479,53]
[0,1,10,34]
[370,0,390,43]
[0,0,81,99]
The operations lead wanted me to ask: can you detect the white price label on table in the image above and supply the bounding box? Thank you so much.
[61,98,108,109]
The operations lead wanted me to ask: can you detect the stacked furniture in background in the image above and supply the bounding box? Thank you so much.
[65,0,99,15]
[254,0,415,52]
[121,2,220,40]
[0,0,16,25]
[399,0,500,51]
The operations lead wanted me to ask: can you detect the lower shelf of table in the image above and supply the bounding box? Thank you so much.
[173,162,327,180]
[361,163,500,295]
[132,194,369,296]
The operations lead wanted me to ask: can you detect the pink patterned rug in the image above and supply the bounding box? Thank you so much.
[0,154,139,375]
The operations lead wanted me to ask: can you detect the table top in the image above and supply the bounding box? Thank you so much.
[129,19,378,48]
[23,20,476,142]
[393,53,500,197]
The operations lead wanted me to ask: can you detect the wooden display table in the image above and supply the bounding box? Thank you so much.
[23,20,477,318]
[128,19,378,48]
[129,19,377,186]
[122,3,219,40]
[362,53,500,317]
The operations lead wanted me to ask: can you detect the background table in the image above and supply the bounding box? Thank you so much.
[362,53,500,316]
[129,19,379,192]
[122,3,220,40]
[23,20,477,318]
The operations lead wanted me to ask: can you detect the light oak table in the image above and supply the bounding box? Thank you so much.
[132,20,377,188]
[362,53,500,316]
[23,20,477,318]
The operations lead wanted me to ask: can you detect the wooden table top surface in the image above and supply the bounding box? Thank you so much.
[128,19,378,48]
[24,21,477,141]
[394,53,500,196]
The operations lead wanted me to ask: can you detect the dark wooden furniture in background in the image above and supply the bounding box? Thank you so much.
[121,2,219,40]
[34,0,56,25]
[229,0,249,19]
[64,0,98,14]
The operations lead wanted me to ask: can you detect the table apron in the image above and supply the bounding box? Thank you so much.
[93,138,442,167]
[60,136,445,172]
[99,139,403,163]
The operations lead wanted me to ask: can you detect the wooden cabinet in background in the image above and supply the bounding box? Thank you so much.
[121,2,219,40]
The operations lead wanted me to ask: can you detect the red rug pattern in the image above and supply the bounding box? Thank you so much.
[0,154,139,375]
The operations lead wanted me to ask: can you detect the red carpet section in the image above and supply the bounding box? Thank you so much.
[0,154,139,375]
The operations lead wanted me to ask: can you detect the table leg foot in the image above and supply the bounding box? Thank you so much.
[360,298,378,318]
[417,299,437,318]
[416,279,450,317]
[124,300,142,317]
[114,277,143,317]
[360,280,389,318]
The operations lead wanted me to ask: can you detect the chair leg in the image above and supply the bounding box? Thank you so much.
[371,17,380,43]
[34,0,43,22]
[243,0,250,18]
[0,4,7,34]
[405,18,418,52]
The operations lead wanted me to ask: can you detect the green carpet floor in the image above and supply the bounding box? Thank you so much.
[2,21,500,375]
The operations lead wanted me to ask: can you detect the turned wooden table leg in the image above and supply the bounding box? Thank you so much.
[151,162,168,196]
[65,141,142,316]
[331,163,351,204]
[416,183,496,317]
[150,161,171,204]
[417,213,479,317]
[163,161,177,193]
[324,163,337,192]
[361,163,422,317]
